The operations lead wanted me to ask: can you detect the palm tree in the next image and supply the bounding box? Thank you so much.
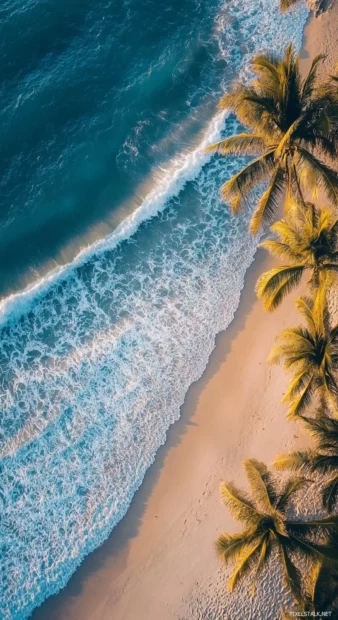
[256,201,338,311]
[207,45,338,234]
[268,293,338,416]
[275,413,338,512]
[217,459,338,603]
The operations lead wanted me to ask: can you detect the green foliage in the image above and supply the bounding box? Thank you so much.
[208,46,338,233]
[212,33,338,614]
[269,292,338,416]
[256,201,338,311]
[275,413,338,513]
[217,460,338,601]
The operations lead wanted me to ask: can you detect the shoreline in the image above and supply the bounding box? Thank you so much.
[31,5,338,620]
[32,245,309,620]
[30,244,308,620]
[0,111,227,319]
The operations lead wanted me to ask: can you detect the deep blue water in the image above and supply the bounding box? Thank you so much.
[0,0,225,295]
[0,1,308,618]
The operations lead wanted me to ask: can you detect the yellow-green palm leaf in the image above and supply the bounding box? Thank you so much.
[275,415,338,512]
[209,45,338,233]
[257,201,338,311]
[217,460,338,600]
[269,294,338,415]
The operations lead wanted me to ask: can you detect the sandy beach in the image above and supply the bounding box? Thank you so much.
[31,5,338,620]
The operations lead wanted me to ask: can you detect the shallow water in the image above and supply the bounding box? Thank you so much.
[0,1,308,618]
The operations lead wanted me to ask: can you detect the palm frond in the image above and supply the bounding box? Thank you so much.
[216,530,255,562]
[275,119,301,159]
[274,451,314,473]
[217,459,338,601]
[269,325,315,367]
[220,482,261,525]
[322,370,338,400]
[243,460,275,513]
[256,266,304,312]
[289,514,338,529]
[271,218,304,248]
[276,477,308,512]
[251,535,270,595]
[295,296,316,332]
[211,43,338,235]
[227,538,264,592]
[300,413,338,444]
[251,54,280,90]
[296,148,338,206]
[217,86,279,132]
[312,286,329,335]
[278,542,302,603]
[321,263,338,273]
[287,376,316,418]
[309,454,338,476]
[206,133,266,156]
[259,239,303,262]
[250,164,285,234]
[283,369,313,403]
[220,152,275,212]
[287,529,338,563]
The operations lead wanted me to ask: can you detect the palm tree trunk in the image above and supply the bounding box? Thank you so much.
[285,160,293,212]
[292,161,306,206]
[310,264,320,290]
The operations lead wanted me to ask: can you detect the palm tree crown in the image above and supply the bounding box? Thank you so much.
[208,45,338,234]
[256,201,338,311]
[269,293,338,416]
[217,459,338,603]
[275,413,338,512]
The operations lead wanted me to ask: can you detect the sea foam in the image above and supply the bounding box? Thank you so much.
[0,2,308,618]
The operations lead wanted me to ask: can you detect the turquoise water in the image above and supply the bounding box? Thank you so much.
[0,1,308,618]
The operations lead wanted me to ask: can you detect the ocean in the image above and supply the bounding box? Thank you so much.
[0,1,308,618]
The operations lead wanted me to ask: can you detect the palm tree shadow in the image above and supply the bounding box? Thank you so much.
[300,0,336,68]
[322,0,335,11]
[31,248,267,620]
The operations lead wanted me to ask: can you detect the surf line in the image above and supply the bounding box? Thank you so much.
[0,111,227,328]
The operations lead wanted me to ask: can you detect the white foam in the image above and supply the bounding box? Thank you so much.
[0,111,227,327]
[0,1,309,618]
[0,1,308,332]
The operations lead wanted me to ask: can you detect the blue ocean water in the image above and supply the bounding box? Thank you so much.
[0,1,308,618]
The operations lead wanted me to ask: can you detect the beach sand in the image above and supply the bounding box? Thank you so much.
[32,5,338,619]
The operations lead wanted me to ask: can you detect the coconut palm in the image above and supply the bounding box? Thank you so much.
[217,459,338,603]
[256,201,338,311]
[275,413,338,512]
[207,45,338,234]
[268,293,338,416]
